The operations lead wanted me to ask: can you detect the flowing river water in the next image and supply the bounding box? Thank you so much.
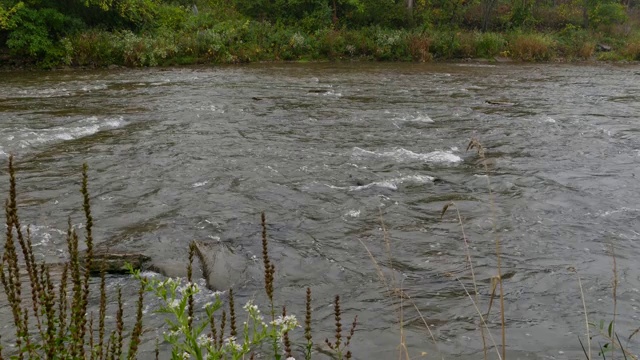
[1,63,640,359]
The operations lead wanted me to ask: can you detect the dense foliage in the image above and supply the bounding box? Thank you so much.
[0,0,639,67]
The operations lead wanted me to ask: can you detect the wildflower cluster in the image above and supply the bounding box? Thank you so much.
[135,272,302,360]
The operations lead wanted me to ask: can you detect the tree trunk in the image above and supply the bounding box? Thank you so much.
[481,0,498,32]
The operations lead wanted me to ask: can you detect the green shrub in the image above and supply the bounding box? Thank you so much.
[476,32,506,58]
[429,30,459,59]
[589,3,628,28]
[71,30,119,66]
[555,25,595,60]
[372,27,410,60]
[153,3,190,31]
[5,7,83,66]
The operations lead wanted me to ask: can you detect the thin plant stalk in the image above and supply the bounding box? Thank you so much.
[456,278,502,360]
[611,243,618,360]
[442,201,488,359]
[357,236,442,359]
[468,138,506,359]
[576,270,591,360]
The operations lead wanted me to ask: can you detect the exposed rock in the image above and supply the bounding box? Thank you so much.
[192,240,257,291]
[597,43,612,52]
[79,249,151,275]
[485,99,516,106]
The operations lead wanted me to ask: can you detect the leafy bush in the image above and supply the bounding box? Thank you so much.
[372,27,410,60]
[71,30,119,66]
[429,30,460,59]
[5,7,82,66]
[116,30,178,66]
[555,24,595,60]
[153,3,190,31]
[476,32,506,58]
[589,3,628,28]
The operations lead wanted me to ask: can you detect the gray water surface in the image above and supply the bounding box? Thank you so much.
[1,63,640,359]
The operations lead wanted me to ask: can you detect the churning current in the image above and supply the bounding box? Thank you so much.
[1,63,640,359]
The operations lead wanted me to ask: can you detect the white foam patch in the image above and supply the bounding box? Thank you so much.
[11,116,126,148]
[328,174,435,191]
[345,209,361,217]
[597,207,640,217]
[192,181,209,188]
[542,116,556,123]
[353,147,462,164]
[81,84,108,92]
[394,112,434,123]
[24,225,66,247]
[323,89,342,97]
[14,88,71,98]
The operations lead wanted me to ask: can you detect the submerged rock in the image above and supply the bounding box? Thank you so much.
[192,240,259,291]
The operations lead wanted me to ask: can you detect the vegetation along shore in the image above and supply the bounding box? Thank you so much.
[1,0,640,68]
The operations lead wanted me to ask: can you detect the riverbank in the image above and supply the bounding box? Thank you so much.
[2,25,640,70]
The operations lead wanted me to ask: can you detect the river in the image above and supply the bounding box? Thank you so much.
[1,62,640,359]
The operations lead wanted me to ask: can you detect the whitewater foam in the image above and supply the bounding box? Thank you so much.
[328,174,435,191]
[192,181,209,188]
[345,209,361,217]
[393,112,434,123]
[352,147,462,164]
[10,116,126,149]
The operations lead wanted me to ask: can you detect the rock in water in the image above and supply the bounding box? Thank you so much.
[80,250,151,275]
[193,240,251,291]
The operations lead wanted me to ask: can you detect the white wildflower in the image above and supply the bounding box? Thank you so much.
[197,334,213,347]
[212,290,225,297]
[169,299,181,310]
[243,300,259,313]
[223,336,242,352]
[178,282,200,294]
[271,315,299,333]
[180,352,190,359]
